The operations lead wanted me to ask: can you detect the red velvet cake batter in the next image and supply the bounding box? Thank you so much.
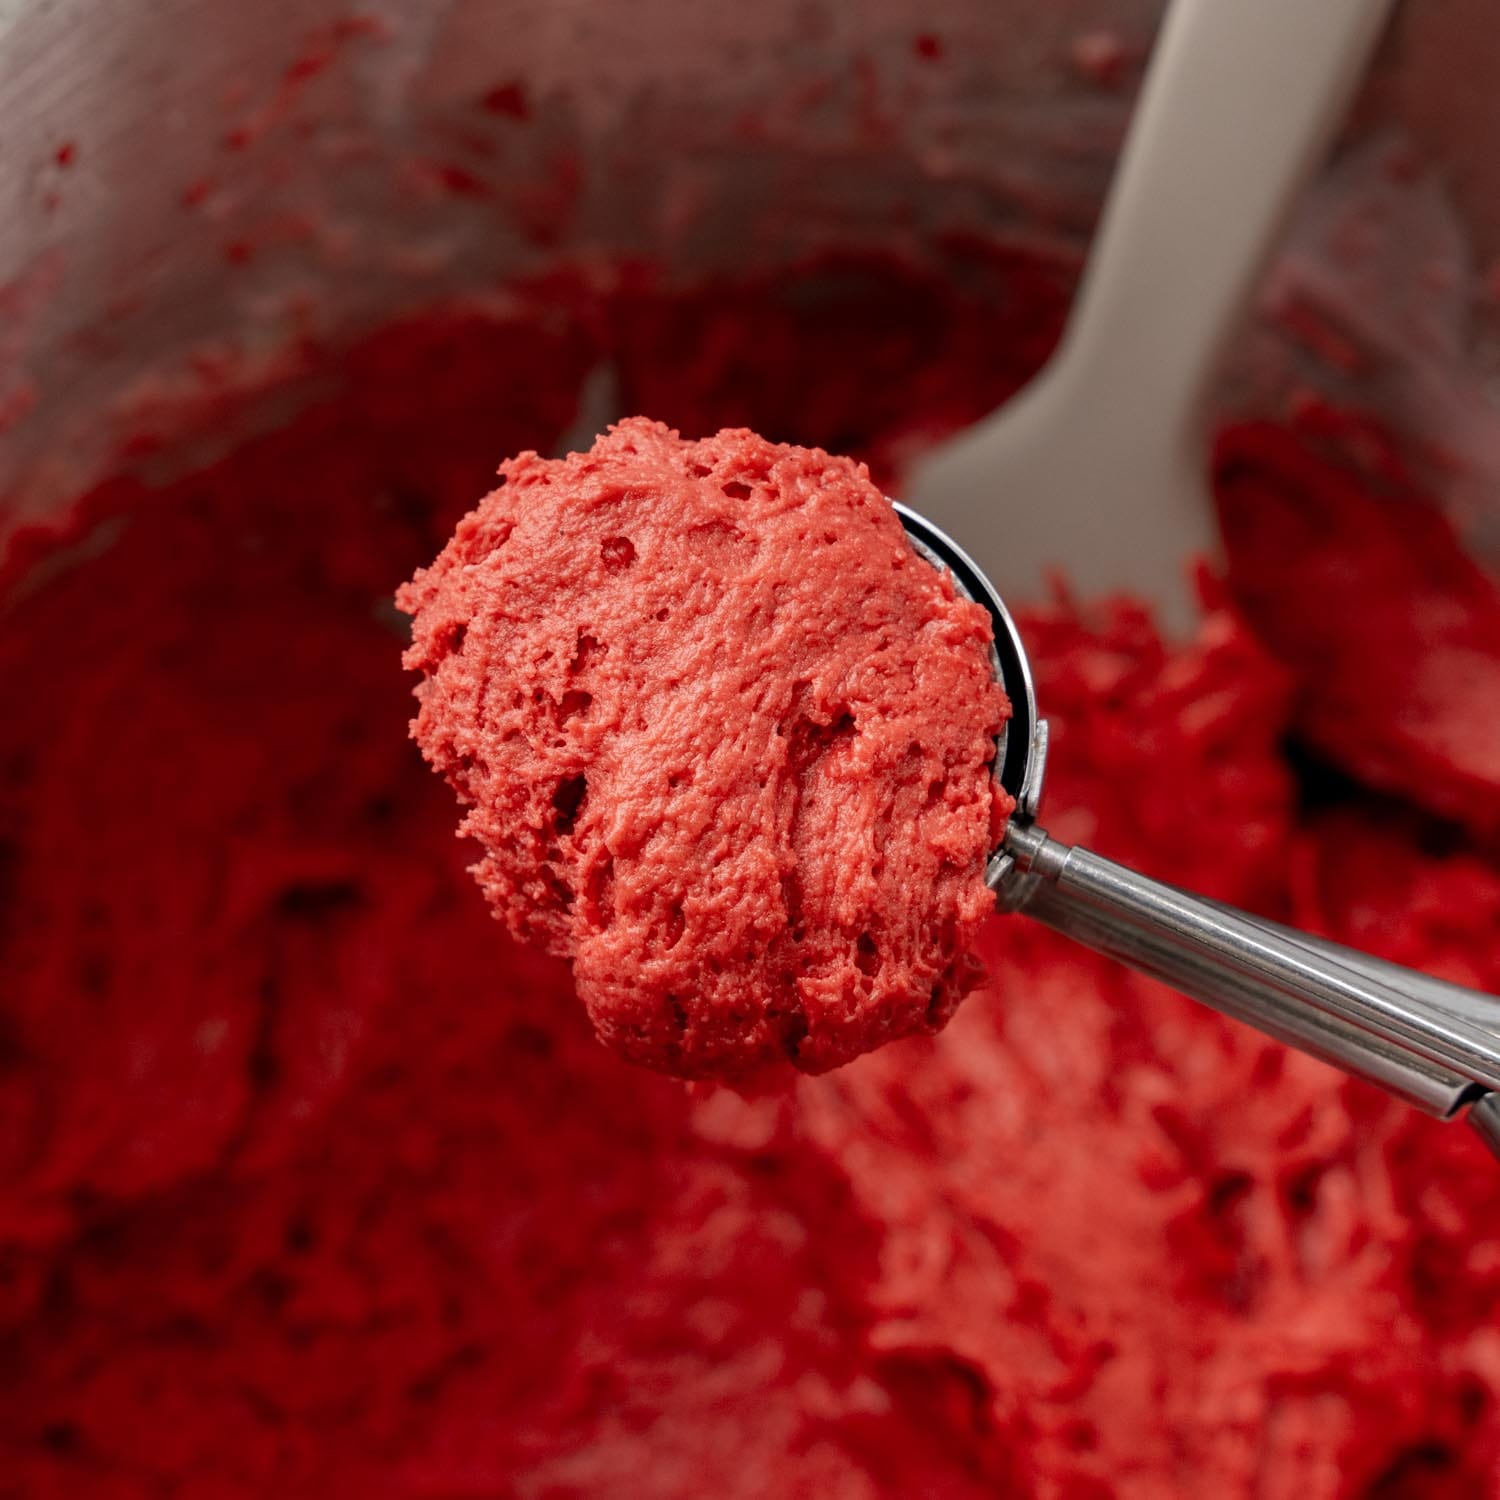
[400,419,1010,1079]
[3,253,1500,1498]
[1216,411,1500,839]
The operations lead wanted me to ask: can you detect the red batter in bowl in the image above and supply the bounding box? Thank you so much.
[2,256,1500,1497]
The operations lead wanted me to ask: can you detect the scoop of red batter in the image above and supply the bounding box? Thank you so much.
[399,418,1012,1079]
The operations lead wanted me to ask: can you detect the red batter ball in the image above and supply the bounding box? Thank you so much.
[400,418,1012,1079]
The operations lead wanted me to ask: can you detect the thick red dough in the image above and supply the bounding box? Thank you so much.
[400,418,1012,1079]
[4,256,1500,1498]
[1216,412,1500,839]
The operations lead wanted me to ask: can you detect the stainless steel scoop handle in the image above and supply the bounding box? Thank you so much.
[896,503,1500,1156]
[1003,821,1500,1146]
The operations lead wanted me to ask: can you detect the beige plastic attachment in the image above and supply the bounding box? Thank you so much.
[908,0,1393,634]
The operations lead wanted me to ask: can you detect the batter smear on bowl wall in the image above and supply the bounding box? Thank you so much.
[398,418,1012,1080]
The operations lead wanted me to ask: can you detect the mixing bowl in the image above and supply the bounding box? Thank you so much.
[5,4,1500,1496]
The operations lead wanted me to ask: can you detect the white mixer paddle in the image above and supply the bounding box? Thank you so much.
[907,0,1394,633]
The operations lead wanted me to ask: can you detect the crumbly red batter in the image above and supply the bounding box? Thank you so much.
[1216,408,1500,838]
[3,256,1500,1499]
[400,419,1010,1079]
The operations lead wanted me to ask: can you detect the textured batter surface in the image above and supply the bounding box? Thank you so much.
[1216,409,1500,839]
[4,253,1500,1499]
[400,418,1012,1079]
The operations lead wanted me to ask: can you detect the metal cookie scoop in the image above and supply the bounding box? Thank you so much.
[900,505,1500,1160]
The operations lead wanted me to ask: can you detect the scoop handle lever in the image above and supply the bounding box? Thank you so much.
[1004,823,1500,1150]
